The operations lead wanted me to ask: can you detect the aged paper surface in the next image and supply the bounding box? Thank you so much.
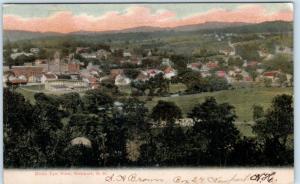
[4,168,293,184]
[3,2,294,184]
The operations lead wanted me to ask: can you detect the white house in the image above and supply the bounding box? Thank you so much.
[41,73,58,83]
[80,53,97,59]
[115,74,131,86]
[163,67,177,79]
[123,51,132,57]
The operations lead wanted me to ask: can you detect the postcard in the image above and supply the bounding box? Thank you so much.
[2,2,294,184]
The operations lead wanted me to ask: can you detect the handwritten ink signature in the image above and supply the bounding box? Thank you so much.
[105,173,164,183]
[250,172,276,183]
[103,172,277,184]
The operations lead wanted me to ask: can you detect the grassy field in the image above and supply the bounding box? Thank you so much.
[145,87,292,137]
[145,87,293,122]
[16,85,292,137]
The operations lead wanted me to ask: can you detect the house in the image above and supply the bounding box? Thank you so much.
[263,71,280,81]
[83,76,100,89]
[136,71,149,82]
[146,69,163,78]
[86,62,100,71]
[76,47,90,54]
[41,73,58,83]
[110,69,124,79]
[216,70,226,78]
[131,58,142,65]
[3,71,27,86]
[123,51,132,58]
[187,63,202,71]
[48,52,69,74]
[246,61,259,68]
[200,65,211,77]
[11,66,43,83]
[96,49,110,59]
[68,59,81,74]
[80,52,97,59]
[206,61,219,70]
[163,67,177,79]
[115,74,131,86]
[161,58,173,66]
[256,68,265,74]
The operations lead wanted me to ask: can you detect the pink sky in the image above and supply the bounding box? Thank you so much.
[3,5,293,33]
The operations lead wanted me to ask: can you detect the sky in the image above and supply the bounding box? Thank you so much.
[3,3,293,33]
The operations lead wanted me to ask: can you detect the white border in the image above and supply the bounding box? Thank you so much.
[0,0,297,184]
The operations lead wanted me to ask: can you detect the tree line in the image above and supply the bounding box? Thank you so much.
[4,88,293,168]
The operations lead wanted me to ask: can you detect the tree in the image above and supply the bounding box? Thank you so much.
[3,88,45,168]
[150,100,182,124]
[83,89,113,114]
[253,94,293,146]
[252,105,264,121]
[60,92,83,113]
[119,98,150,137]
[264,78,272,87]
[124,69,140,80]
[228,57,244,67]
[188,97,240,166]
[229,137,263,166]
[64,145,96,167]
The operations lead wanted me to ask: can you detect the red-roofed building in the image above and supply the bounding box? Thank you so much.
[263,71,280,78]
[68,63,80,74]
[11,66,43,83]
[206,61,219,69]
[216,70,226,78]
[247,61,258,68]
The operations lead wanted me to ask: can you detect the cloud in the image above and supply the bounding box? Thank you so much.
[3,5,293,33]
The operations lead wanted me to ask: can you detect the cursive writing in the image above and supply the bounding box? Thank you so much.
[105,173,164,183]
[250,172,276,183]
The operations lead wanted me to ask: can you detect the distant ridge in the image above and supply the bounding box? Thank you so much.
[3,20,293,42]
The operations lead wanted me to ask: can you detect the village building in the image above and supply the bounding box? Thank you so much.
[123,51,132,58]
[216,70,226,78]
[48,52,68,74]
[96,49,110,60]
[82,76,100,89]
[206,61,219,70]
[187,63,202,71]
[11,66,43,83]
[115,74,131,86]
[131,58,142,65]
[161,58,173,66]
[76,47,90,54]
[80,52,97,59]
[41,73,58,83]
[146,69,163,78]
[110,69,124,79]
[163,67,177,79]
[68,59,81,74]
[35,59,49,72]
[135,71,149,82]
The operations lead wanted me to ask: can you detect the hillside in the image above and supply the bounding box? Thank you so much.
[3,21,292,42]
